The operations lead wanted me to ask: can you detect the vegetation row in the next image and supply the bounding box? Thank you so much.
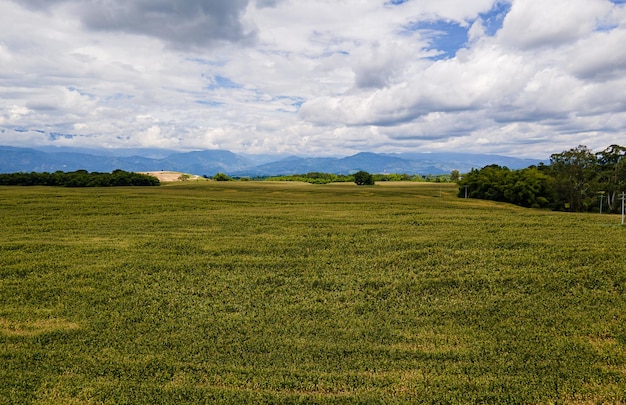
[0,169,160,187]
[458,144,626,213]
[223,172,450,184]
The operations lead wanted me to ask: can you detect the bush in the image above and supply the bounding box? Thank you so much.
[213,173,232,181]
[353,171,374,186]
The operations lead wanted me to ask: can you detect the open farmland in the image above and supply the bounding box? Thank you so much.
[1,181,625,404]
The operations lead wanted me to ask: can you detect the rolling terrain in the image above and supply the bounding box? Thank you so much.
[1,181,625,403]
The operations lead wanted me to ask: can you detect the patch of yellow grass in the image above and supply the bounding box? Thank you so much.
[586,336,626,370]
[393,328,468,354]
[0,317,80,337]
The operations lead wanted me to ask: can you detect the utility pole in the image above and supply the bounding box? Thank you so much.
[464,185,469,199]
[619,191,626,225]
[598,191,605,214]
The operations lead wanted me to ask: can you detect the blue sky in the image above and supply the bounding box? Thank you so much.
[1,0,626,158]
[406,2,511,60]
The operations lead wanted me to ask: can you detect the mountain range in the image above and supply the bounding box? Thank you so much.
[0,145,543,177]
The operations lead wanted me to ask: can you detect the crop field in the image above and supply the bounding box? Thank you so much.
[1,181,625,404]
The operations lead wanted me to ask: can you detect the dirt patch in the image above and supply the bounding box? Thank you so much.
[139,171,205,182]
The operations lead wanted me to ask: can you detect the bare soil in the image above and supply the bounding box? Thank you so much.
[139,171,205,182]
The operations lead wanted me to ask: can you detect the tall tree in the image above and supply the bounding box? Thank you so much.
[353,171,374,186]
[549,145,597,211]
[503,166,555,208]
[596,144,626,212]
[457,165,511,202]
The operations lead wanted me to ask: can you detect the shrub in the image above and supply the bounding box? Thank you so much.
[354,171,374,186]
[213,173,232,181]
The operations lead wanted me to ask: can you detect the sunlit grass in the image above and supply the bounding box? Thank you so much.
[1,182,625,404]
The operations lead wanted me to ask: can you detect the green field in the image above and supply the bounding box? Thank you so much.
[1,181,625,404]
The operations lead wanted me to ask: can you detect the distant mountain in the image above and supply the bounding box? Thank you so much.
[235,152,449,176]
[390,152,541,172]
[0,146,251,174]
[162,150,252,174]
[32,146,175,159]
[0,146,156,172]
[0,145,544,176]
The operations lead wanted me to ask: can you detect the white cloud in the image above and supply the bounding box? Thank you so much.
[498,0,612,50]
[1,0,625,158]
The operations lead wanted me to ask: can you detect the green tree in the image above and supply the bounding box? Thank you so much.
[548,145,597,211]
[213,172,232,181]
[596,144,626,213]
[503,167,555,208]
[458,165,510,201]
[354,171,374,186]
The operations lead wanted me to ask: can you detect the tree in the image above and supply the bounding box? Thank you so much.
[456,144,625,213]
[213,172,232,181]
[354,171,374,186]
[457,165,510,201]
[503,167,555,208]
[0,170,159,187]
[548,145,597,211]
[450,170,460,182]
[596,144,626,213]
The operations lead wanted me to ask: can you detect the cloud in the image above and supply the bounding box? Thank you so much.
[255,0,283,9]
[297,0,626,157]
[10,0,257,48]
[351,41,412,89]
[2,0,626,159]
[498,0,612,50]
[11,0,67,10]
[566,29,626,81]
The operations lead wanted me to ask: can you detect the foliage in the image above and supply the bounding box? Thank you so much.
[265,172,353,184]
[1,182,626,403]
[547,145,598,211]
[459,144,626,212]
[459,164,510,203]
[373,173,424,182]
[595,144,626,212]
[213,172,233,181]
[263,173,441,184]
[459,165,554,209]
[353,170,375,185]
[0,169,160,187]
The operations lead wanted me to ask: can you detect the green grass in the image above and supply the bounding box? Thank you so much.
[1,181,625,404]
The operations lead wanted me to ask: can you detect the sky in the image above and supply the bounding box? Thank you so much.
[1,0,626,158]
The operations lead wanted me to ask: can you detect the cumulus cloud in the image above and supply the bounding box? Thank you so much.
[351,41,411,89]
[497,0,612,50]
[10,0,257,48]
[566,29,626,81]
[1,0,626,158]
[297,0,626,156]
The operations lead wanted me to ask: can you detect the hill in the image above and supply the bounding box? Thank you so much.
[0,145,542,176]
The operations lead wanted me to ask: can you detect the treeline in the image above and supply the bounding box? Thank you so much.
[458,144,626,213]
[262,172,444,184]
[0,170,160,187]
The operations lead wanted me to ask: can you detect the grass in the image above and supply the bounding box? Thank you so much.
[1,181,625,404]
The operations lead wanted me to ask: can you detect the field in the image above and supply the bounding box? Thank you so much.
[1,181,625,404]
